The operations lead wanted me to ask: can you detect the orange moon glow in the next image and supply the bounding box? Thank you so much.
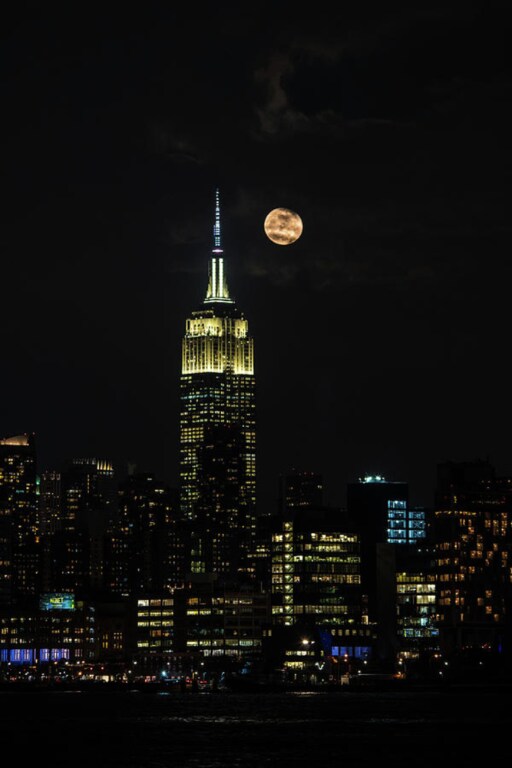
[264,207,303,245]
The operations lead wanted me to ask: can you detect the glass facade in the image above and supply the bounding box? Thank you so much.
[387,501,426,544]
[271,515,362,628]
[396,572,438,643]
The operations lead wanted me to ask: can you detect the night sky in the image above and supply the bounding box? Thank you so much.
[2,4,511,511]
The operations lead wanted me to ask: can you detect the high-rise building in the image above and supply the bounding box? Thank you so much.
[179,190,256,578]
[270,509,363,629]
[267,508,373,671]
[39,471,62,594]
[346,475,408,619]
[114,473,180,597]
[48,458,115,596]
[395,544,438,665]
[347,475,410,545]
[0,434,39,606]
[39,471,61,534]
[278,470,324,514]
[347,475,412,663]
[253,471,327,592]
[434,460,512,656]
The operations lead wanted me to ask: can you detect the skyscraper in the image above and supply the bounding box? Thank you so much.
[278,470,324,513]
[48,458,115,596]
[39,471,61,535]
[434,460,512,656]
[395,544,438,665]
[115,472,178,597]
[0,434,39,606]
[346,475,409,661]
[179,190,256,578]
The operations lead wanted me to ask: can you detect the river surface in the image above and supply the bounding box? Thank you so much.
[1,686,508,767]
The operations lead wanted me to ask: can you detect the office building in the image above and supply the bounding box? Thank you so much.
[0,434,39,606]
[184,576,269,659]
[114,473,179,597]
[434,460,512,655]
[179,191,255,578]
[269,509,372,663]
[395,544,439,664]
[0,592,96,666]
[278,470,324,513]
[47,458,115,597]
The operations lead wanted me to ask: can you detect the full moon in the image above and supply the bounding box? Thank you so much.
[264,207,303,245]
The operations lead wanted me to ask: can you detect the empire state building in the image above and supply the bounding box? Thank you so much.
[179,191,256,577]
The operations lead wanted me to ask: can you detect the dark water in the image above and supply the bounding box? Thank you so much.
[1,687,509,767]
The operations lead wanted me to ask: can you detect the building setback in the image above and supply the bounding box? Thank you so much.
[179,190,256,579]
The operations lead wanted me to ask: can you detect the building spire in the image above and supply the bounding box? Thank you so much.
[205,188,233,304]
[213,187,222,251]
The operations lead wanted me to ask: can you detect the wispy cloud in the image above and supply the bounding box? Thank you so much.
[148,124,202,164]
[254,53,312,136]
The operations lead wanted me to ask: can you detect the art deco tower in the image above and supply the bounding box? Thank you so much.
[179,191,256,577]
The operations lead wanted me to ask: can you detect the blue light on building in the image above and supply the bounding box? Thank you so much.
[387,502,426,544]
[331,646,372,659]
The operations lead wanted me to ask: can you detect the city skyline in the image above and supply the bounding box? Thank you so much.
[2,428,510,679]
[2,7,511,765]
[2,5,511,513]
